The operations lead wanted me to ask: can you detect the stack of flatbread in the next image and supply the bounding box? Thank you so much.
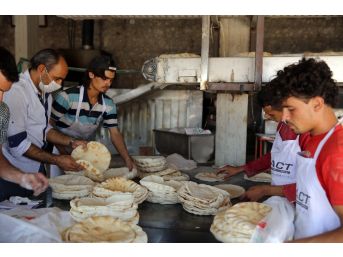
[244,172,272,183]
[92,177,148,204]
[139,175,184,204]
[138,167,190,181]
[132,156,167,173]
[177,181,231,215]
[104,167,137,180]
[210,202,272,243]
[69,194,139,224]
[195,171,226,182]
[71,141,111,182]
[49,175,95,200]
[62,216,147,243]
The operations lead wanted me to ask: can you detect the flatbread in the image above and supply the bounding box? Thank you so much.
[210,202,272,243]
[77,160,104,182]
[244,172,272,183]
[62,216,147,243]
[71,141,111,172]
[214,184,245,199]
[195,172,225,182]
[104,167,137,180]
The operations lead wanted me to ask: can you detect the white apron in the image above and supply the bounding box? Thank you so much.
[59,86,106,140]
[270,123,300,186]
[294,123,341,239]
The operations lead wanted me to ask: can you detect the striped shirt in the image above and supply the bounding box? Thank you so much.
[51,86,118,129]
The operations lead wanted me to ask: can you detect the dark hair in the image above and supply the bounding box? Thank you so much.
[272,58,338,108]
[30,48,64,72]
[257,84,282,110]
[84,55,116,88]
[0,47,19,83]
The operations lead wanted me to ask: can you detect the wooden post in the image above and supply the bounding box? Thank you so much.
[215,17,251,166]
[14,15,39,63]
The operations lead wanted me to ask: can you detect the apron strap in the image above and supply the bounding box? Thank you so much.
[75,86,84,122]
[96,95,107,124]
[313,122,338,160]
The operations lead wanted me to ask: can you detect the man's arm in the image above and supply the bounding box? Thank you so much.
[109,127,134,170]
[24,144,83,171]
[291,205,343,242]
[0,147,48,196]
[243,184,285,202]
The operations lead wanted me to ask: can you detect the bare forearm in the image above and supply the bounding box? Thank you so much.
[46,128,72,146]
[110,132,131,162]
[265,185,285,197]
[24,144,58,165]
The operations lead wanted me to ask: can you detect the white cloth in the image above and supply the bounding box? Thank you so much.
[294,124,341,239]
[2,70,52,173]
[270,123,300,186]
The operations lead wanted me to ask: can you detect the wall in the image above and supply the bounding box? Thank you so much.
[264,16,343,54]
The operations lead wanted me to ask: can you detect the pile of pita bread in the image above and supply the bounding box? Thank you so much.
[177,181,231,215]
[210,202,272,242]
[214,184,245,199]
[71,141,111,182]
[104,167,137,180]
[92,177,148,204]
[195,171,226,182]
[133,156,167,173]
[69,194,139,225]
[49,174,95,200]
[139,175,184,204]
[244,172,272,183]
[138,167,190,181]
[62,216,147,243]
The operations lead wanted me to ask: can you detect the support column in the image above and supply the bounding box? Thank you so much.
[215,17,251,166]
[14,15,39,63]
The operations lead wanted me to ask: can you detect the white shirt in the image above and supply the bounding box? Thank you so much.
[2,70,52,173]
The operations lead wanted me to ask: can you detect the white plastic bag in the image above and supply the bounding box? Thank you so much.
[250,196,295,243]
[0,207,75,242]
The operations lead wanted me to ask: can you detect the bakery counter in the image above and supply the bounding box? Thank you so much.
[52,166,268,243]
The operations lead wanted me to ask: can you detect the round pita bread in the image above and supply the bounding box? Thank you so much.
[62,216,147,243]
[195,172,225,182]
[244,172,272,183]
[71,141,111,172]
[104,167,137,180]
[76,160,104,182]
[214,184,245,199]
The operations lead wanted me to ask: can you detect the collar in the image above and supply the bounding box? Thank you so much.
[22,70,39,95]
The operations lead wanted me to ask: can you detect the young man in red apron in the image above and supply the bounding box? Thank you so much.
[217,85,309,202]
[273,58,343,242]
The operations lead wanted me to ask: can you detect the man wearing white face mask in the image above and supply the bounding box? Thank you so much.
[1,48,85,199]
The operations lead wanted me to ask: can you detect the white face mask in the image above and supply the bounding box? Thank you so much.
[38,69,62,94]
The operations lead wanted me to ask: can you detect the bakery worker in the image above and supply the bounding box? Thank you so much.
[217,84,309,202]
[0,47,48,201]
[274,58,343,242]
[51,55,134,175]
[1,48,86,198]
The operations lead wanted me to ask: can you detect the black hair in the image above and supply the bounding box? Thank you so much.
[0,46,19,83]
[83,55,116,88]
[272,58,338,108]
[30,48,64,72]
[257,84,282,110]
